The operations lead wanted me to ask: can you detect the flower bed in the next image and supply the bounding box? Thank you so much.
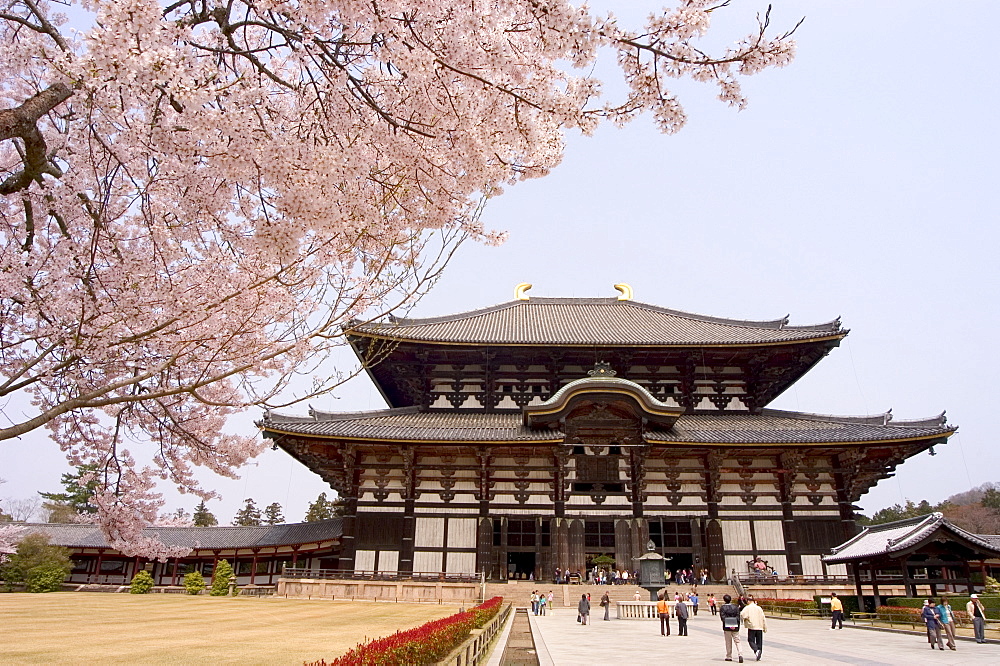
[755,598,817,612]
[306,597,504,666]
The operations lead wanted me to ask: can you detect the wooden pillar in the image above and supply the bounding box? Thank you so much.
[398,446,417,577]
[337,444,360,573]
[568,518,585,576]
[870,562,880,604]
[964,560,975,594]
[852,562,864,612]
[250,550,259,585]
[901,558,915,597]
[290,548,298,568]
[554,517,570,576]
[628,446,647,518]
[704,452,725,582]
[614,518,632,571]
[553,447,570,518]
[171,558,180,587]
[778,452,803,577]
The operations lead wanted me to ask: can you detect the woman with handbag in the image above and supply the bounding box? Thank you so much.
[601,591,611,621]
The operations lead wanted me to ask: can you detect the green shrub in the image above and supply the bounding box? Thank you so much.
[183,571,205,595]
[130,570,155,594]
[210,560,235,596]
[0,534,71,592]
[24,563,70,593]
[985,576,1000,594]
[756,598,816,612]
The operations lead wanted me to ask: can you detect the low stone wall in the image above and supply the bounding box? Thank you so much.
[277,577,479,603]
[745,583,913,601]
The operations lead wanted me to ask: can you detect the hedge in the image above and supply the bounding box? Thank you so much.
[756,598,817,612]
[877,605,973,626]
[886,595,1000,620]
[306,596,505,666]
[815,594,861,616]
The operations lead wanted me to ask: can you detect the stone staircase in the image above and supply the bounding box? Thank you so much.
[486,580,737,608]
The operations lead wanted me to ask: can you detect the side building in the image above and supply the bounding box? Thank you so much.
[260,289,955,582]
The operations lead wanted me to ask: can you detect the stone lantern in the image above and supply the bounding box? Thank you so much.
[633,539,666,602]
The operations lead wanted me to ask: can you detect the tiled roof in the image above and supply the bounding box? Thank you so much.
[824,513,1000,563]
[261,407,954,445]
[349,298,844,346]
[15,519,342,551]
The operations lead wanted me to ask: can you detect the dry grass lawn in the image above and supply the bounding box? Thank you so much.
[0,592,459,665]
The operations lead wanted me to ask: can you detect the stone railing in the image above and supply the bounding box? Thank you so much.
[616,601,693,620]
[435,603,512,666]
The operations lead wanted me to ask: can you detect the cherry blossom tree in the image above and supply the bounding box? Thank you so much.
[1,0,799,557]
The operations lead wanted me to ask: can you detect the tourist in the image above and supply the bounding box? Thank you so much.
[829,592,844,630]
[690,591,700,616]
[740,596,767,661]
[720,593,744,663]
[539,591,547,616]
[555,567,561,584]
[578,593,591,625]
[701,569,709,585]
[935,597,956,650]
[967,594,987,643]
[709,593,718,616]
[657,592,671,636]
[921,600,944,650]
[547,590,554,614]
[634,589,642,601]
[531,590,539,615]
[674,593,690,636]
[601,591,611,621]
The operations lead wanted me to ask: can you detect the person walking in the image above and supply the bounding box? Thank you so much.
[657,593,671,636]
[936,597,956,650]
[601,591,611,621]
[539,591,547,616]
[967,594,987,643]
[578,593,591,625]
[675,594,690,636]
[691,592,700,616]
[720,593,744,663]
[829,592,844,630]
[922,600,944,650]
[531,591,539,615]
[709,593,718,615]
[740,596,767,661]
[547,590,554,614]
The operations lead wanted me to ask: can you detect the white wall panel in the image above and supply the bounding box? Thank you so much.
[826,563,847,576]
[447,552,477,574]
[414,517,445,548]
[447,518,477,548]
[721,520,752,551]
[355,549,376,573]
[413,551,442,573]
[801,555,824,576]
[754,521,785,551]
[378,550,399,574]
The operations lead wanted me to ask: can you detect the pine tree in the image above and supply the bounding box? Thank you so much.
[263,502,284,525]
[304,492,338,522]
[232,498,262,526]
[192,501,218,527]
[38,464,100,521]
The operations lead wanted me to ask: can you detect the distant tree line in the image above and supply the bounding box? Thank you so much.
[858,482,1000,533]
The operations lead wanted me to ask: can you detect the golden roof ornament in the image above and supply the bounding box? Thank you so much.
[514,283,532,301]
[614,283,633,301]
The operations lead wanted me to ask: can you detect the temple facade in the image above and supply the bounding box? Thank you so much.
[260,287,955,582]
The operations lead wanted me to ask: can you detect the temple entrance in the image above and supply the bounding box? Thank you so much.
[507,552,536,580]
[662,552,694,583]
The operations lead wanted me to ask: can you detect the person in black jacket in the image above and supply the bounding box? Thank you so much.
[720,594,744,663]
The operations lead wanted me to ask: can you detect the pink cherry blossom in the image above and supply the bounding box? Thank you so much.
[1,1,798,558]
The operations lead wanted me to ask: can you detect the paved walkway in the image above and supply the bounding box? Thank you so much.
[529,608,1000,665]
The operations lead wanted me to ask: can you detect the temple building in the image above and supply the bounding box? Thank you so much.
[260,286,956,582]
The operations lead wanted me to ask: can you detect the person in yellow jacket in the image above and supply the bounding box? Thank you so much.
[830,592,844,629]
[740,596,767,661]
[657,592,671,636]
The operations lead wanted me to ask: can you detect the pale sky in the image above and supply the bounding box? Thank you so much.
[2,1,998,524]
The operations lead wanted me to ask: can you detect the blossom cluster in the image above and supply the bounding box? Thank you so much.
[1,1,797,557]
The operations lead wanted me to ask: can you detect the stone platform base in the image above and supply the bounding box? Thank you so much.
[276,577,479,603]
